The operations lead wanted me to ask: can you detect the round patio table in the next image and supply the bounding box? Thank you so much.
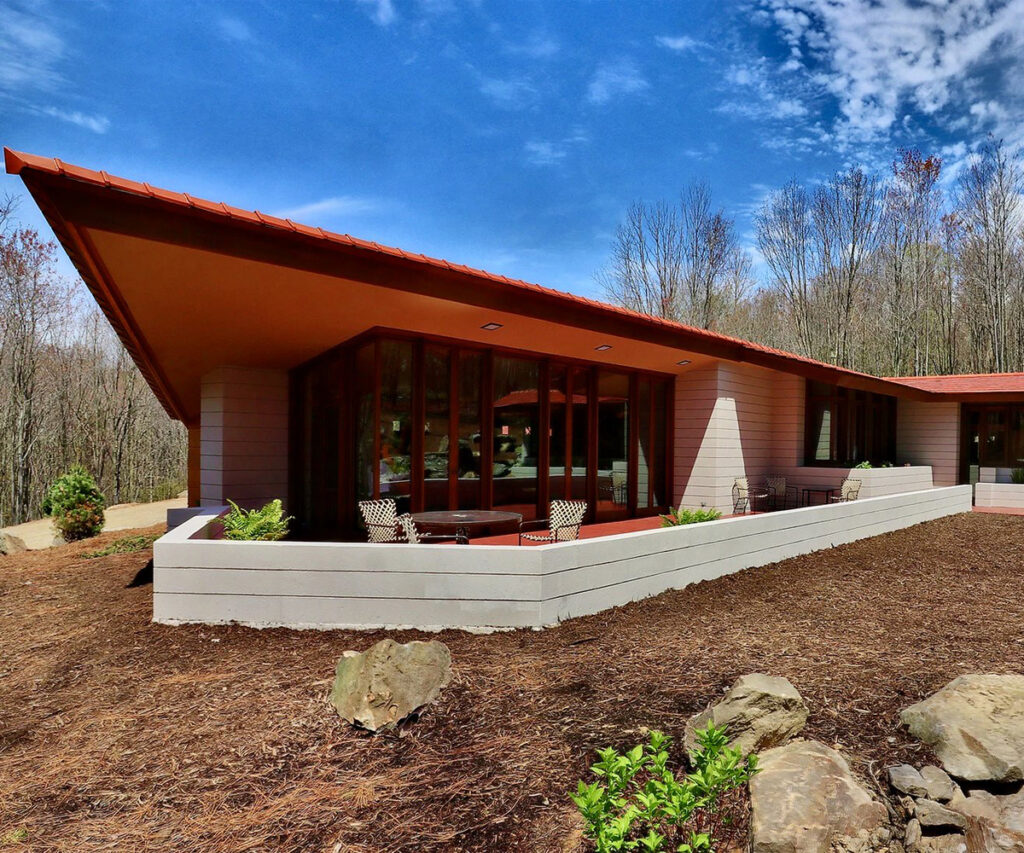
[410,510,523,544]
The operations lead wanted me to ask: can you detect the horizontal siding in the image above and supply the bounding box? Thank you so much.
[975,482,1024,508]
[200,366,290,510]
[897,400,960,487]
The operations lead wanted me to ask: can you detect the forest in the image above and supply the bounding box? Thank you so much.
[2,139,1022,527]
[0,198,185,527]
[603,139,1024,379]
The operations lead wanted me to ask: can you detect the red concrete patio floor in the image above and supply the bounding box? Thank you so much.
[469,512,756,545]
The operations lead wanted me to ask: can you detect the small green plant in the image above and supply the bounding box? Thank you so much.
[853,460,872,469]
[44,466,105,541]
[1,827,29,845]
[220,499,293,541]
[1011,468,1024,484]
[571,725,757,853]
[660,508,722,528]
[84,533,159,558]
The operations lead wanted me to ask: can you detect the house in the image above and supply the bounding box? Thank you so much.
[5,147,1021,629]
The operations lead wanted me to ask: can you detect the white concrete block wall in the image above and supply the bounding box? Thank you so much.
[200,366,289,509]
[897,399,960,487]
[975,482,1024,508]
[154,486,972,630]
[674,362,778,513]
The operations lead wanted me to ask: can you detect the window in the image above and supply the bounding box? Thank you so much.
[965,405,1024,469]
[292,331,675,532]
[804,381,896,466]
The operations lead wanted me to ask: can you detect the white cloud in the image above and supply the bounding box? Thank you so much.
[655,35,706,53]
[216,16,254,44]
[478,74,536,108]
[274,196,384,221]
[0,1,64,94]
[586,59,648,105]
[505,32,559,60]
[761,0,1024,144]
[355,0,396,26]
[39,106,109,134]
[524,130,589,166]
[717,58,810,121]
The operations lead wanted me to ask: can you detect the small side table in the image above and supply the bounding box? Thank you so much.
[801,487,836,506]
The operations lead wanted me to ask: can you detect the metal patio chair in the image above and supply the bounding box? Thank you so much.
[396,514,458,544]
[765,474,798,510]
[830,478,862,503]
[518,500,587,545]
[732,477,750,513]
[358,498,401,543]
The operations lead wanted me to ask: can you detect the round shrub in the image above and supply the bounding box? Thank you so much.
[45,466,106,541]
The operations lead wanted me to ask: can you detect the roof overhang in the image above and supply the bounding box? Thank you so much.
[11,147,1001,424]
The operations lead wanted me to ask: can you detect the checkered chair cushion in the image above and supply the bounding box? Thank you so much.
[520,500,587,545]
[358,498,401,543]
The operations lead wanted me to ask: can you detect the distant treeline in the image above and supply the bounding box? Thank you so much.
[0,198,185,527]
[602,138,1024,378]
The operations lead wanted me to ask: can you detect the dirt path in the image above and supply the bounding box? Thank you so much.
[0,496,185,549]
[0,512,1022,851]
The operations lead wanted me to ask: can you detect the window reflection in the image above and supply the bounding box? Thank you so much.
[596,371,630,518]
[493,357,540,520]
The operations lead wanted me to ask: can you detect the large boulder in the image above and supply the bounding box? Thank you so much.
[0,532,27,555]
[330,639,452,732]
[684,673,808,757]
[749,740,889,853]
[900,674,1024,783]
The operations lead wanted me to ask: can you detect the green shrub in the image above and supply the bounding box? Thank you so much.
[84,533,159,559]
[221,499,293,541]
[1011,468,1024,484]
[660,508,722,528]
[853,460,872,469]
[45,466,105,541]
[571,725,757,853]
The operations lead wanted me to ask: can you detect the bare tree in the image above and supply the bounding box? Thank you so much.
[602,181,749,330]
[955,139,1024,373]
[755,180,819,357]
[813,167,883,369]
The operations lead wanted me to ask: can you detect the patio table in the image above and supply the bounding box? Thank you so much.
[410,510,523,545]
[801,487,837,506]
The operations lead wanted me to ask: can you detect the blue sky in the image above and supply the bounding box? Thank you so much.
[3,0,1024,297]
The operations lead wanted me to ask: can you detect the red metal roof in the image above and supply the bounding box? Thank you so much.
[886,373,1024,394]
[6,146,1024,404]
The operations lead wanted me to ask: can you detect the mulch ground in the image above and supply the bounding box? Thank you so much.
[1,512,1023,852]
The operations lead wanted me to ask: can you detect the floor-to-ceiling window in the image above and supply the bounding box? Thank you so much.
[291,331,674,533]
[803,380,896,466]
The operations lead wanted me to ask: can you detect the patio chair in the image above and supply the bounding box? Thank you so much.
[358,498,401,543]
[396,514,458,544]
[518,500,587,545]
[830,478,862,503]
[764,474,798,510]
[732,477,750,513]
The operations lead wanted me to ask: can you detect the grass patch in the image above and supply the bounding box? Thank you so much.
[84,533,158,559]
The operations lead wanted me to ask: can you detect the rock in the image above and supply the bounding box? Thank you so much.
[948,788,1000,823]
[0,532,27,555]
[901,674,1024,783]
[684,673,808,757]
[914,798,967,831]
[749,740,889,853]
[904,818,922,848]
[329,639,452,732]
[920,766,958,803]
[890,764,929,798]
[51,534,66,547]
[911,836,966,853]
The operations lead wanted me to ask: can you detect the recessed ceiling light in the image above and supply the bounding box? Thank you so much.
[481,322,503,331]
[595,344,612,351]
[677,359,691,366]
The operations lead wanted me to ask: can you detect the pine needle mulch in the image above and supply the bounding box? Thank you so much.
[1,512,1023,852]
